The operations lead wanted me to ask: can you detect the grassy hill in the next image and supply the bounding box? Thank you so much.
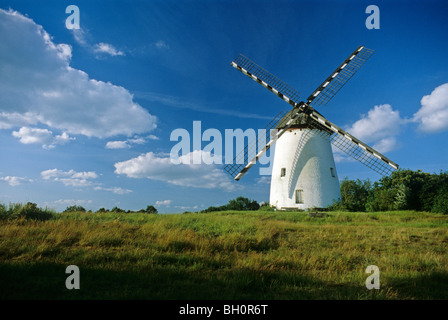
[1,210,447,299]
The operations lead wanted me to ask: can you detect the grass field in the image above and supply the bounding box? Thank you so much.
[1,210,447,299]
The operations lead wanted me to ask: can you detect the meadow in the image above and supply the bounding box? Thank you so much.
[0,209,447,300]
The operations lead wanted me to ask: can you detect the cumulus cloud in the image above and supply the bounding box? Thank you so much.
[0,9,156,141]
[41,168,98,187]
[0,176,33,186]
[413,83,448,133]
[344,104,403,153]
[114,150,237,191]
[12,127,74,149]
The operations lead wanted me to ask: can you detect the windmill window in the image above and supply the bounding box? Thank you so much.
[280,168,286,177]
[330,167,335,177]
[295,189,304,204]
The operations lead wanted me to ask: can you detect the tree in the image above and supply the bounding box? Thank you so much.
[145,205,158,214]
[366,187,395,212]
[64,205,86,213]
[432,192,448,214]
[338,178,371,211]
[226,196,260,211]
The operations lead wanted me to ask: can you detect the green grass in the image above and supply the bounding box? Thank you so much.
[0,210,447,299]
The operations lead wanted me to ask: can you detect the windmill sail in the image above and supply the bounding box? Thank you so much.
[306,46,375,107]
[307,109,398,175]
[231,54,301,108]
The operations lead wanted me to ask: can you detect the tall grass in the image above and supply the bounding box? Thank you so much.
[0,209,447,299]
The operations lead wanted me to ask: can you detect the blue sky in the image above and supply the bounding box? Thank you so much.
[1,0,447,213]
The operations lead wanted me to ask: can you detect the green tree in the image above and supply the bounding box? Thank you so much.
[17,202,53,220]
[145,205,158,214]
[339,178,371,211]
[64,205,86,213]
[432,192,448,214]
[227,196,260,211]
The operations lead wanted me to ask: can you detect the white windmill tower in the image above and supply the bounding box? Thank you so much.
[224,46,399,210]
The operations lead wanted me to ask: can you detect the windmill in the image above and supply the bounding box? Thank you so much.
[224,46,399,210]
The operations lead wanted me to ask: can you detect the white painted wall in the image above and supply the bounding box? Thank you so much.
[269,128,341,210]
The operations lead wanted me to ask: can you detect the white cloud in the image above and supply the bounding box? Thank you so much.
[114,150,237,191]
[0,9,156,140]
[41,168,98,187]
[344,104,403,154]
[105,135,151,149]
[93,186,133,195]
[71,27,124,57]
[105,140,131,149]
[54,199,92,206]
[94,42,125,56]
[12,126,74,149]
[147,135,160,140]
[0,176,33,186]
[256,176,271,184]
[156,200,172,206]
[0,112,38,130]
[413,83,448,133]
[72,28,88,47]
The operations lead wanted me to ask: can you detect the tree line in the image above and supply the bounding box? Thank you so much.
[330,169,448,214]
[63,205,158,214]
